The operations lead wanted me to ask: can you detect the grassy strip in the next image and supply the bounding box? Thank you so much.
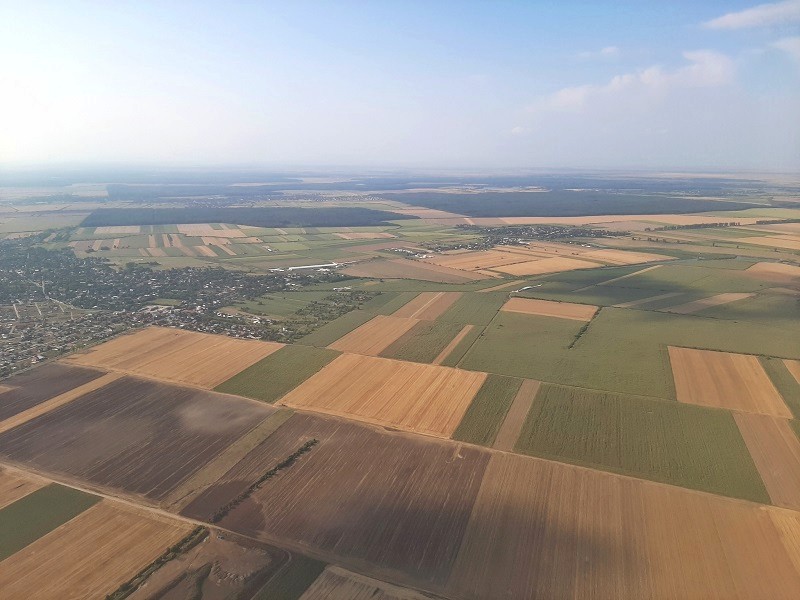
[515,383,770,503]
[298,310,378,347]
[380,321,466,364]
[452,374,523,446]
[440,326,484,367]
[760,357,800,419]
[105,526,209,600]
[253,554,326,600]
[215,346,339,403]
[212,439,318,523]
[0,483,100,560]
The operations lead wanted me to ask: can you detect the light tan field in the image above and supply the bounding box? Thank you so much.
[0,468,45,509]
[65,326,282,388]
[0,372,123,435]
[494,256,602,276]
[280,353,487,437]
[193,245,218,257]
[201,235,231,245]
[668,347,790,417]
[501,297,598,321]
[94,226,140,234]
[746,262,800,284]
[0,500,191,600]
[391,291,462,320]
[739,235,800,251]
[662,292,754,314]
[578,248,671,265]
[300,566,435,600]
[493,379,540,452]
[334,232,396,240]
[432,324,474,365]
[177,224,246,237]
[786,360,800,385]
[147,234,157,248]
[342,259,488,283]
[448,452,800,600]
[423,249,532,271]
[328,315,420,356]
[734,413,800,511]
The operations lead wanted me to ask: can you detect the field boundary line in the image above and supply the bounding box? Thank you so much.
[0,372,124,435]
[432,325,474,365]
[573,264,662,291]
[493,379,541,451]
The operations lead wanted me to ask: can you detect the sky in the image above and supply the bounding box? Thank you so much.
[0,1,799,171]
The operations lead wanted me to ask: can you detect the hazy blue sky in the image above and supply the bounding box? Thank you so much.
[1,1,799,170]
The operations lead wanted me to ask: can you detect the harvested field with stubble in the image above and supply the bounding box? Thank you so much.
[280,353,486,437]
[448,452,800,600]
[299,566,438,600]
[328,315,419,355]
[0,468,44,509]
[0,362,106,422]
[745,261,800,284]
[501,297,598,321]
[342,258,488,283]
[0,500,191,600]
[0,375,273,501]
[734,412,800,511]
[391,291,462,320]
[66,326,282,388]
[494,255,602,276]
[183,414,490,588]
[669,346,791,417]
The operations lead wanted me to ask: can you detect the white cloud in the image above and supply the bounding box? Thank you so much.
[578,46,620,59]
[531,50,735,114]
[771,36,800,62]
[704,0,800,30]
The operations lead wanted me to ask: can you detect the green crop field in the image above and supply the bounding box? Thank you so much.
[452,374,523,446]
[439,326,485,367]
[515,384,770,503]
[437,292,508,325]
[460,307,800,399]
[380,321,466,363]
[760,357,800,419]
[0,484,101,560]
[215,345,339,403]
[253,553,326,600]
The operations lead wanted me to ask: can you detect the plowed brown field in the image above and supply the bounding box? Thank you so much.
[734,413,800,511]
[501,297,598,321]
[0,500,191,600]
[185,414,489,587]
[0,375,273,500]
[280,354,486,437]
[448,452,800,600]
[391,292,462,320]
[669,347,791,417]
[66,326,282,388]
[328,315,419,355]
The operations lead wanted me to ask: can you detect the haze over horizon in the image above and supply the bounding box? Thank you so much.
[2,1,799,171]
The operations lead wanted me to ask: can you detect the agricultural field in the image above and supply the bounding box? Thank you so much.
[514,383,769,502]
[0,375,273,500]
[298,566,439,600]
[183,414,490,588]
[452,374,523,446]
[328,315,420,355]
[669,347,791,417]
[447,452,800,600]
[380,320,467,364]
[279,353,486,437]
[0,500,192,600]
[500,297,598,320]
[215,345,340,403]
[65,326,283,388]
